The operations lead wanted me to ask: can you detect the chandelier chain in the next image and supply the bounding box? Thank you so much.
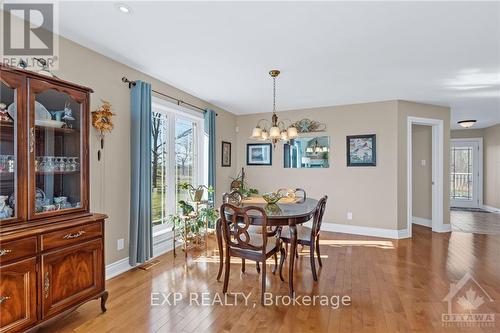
[273,76,276,113]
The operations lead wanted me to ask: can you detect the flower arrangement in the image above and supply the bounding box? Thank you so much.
[91,100,115,160]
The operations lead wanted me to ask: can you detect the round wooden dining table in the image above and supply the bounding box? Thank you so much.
[216,197,319,296]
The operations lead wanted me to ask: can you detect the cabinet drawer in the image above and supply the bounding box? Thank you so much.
[0,257,38,333]
[41,222,102,251]
[0,237,37,265]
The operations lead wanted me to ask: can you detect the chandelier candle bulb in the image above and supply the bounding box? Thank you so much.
[269,126,281,139]
[281,130,289,141]
[287,126,298,139]
[261,131,269,140]
[251,127,262,138]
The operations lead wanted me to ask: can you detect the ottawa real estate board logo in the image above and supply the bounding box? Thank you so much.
[2,1,59,70]
[442,272,495,327]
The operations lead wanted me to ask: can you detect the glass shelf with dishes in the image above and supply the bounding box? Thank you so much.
[0,78,19,221]
[31,86,84,216]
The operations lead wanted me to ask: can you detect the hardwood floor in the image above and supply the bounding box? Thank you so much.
[39,225,500,333]
[451,209,500,234]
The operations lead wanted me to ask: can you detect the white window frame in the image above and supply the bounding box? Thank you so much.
[151,96,206,238]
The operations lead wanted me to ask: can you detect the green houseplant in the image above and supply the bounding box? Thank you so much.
[230,168,258,198]
[178,182,214,202]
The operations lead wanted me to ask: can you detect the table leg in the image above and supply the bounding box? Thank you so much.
[288,224,297,297]
[216,219,223,281]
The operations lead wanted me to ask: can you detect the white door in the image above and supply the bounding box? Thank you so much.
[450,139,482,208]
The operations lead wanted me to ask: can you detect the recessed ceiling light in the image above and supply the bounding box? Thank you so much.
[458,120,477,128]
[115,3,132,14]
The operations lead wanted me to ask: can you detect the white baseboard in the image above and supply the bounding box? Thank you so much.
[412,216,432,228]
[318,222,409,239]
[105,257,133,280]
[482,205,500,213]
[153,238,177,257]
[106,238,179,280]
[433,223,452,233]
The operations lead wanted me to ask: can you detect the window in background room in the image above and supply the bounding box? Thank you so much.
[151,98,205,236]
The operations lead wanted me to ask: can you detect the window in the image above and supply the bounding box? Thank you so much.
[151,98,206,235]
[151,111,169,226]
[450,146,473,200]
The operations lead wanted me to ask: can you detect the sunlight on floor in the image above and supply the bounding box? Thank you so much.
[318,239,395,249]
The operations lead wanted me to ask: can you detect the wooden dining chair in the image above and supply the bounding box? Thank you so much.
[220,203,284,305]
[294,188,307,202]
[216,191,276,281]
[280,196,327,281]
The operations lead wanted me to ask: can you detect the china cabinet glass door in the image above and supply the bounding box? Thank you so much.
[28,79,88,218]
[0,70,26,223]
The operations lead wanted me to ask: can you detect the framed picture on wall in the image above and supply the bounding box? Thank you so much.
[346,134,376,166]
[221,141,231,167]
[247,143,272,166]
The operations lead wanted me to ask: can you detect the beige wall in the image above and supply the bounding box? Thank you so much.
[484,124,500,208]
[52,36,236,264]
[412,125,432,220]
[236,101,401,230]
[236,100,450,232]
[396,101,451,229]
[451,124,500,209]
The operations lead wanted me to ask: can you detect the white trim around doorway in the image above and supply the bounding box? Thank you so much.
[450,138,483,208]
[407,117,445,237]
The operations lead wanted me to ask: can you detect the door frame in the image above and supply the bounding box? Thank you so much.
[450,138,483,208]
[407,117,445,237]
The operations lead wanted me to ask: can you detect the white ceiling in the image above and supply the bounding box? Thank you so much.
[57,1,500,129]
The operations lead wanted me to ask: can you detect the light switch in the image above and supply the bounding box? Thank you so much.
[117,238,124,250]
[347,212,353,220]
[421,159,426,166]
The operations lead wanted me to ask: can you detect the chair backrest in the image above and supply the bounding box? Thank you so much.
[222,190,243,205]
[294,188,307,202]
[312,196,328,237]
[220,203,268,252]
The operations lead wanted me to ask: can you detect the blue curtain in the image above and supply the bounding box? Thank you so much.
[129,81,153,266]
[204,109,216,205]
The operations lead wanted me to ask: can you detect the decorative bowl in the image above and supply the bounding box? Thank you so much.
[262,192,282,204]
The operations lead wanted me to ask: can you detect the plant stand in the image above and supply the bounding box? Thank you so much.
[173,200,209,258]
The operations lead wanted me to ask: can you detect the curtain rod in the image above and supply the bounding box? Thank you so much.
[121,77,217,116]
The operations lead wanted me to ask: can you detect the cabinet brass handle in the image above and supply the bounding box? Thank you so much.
[29,127,35,153]
[0,249,12,257]
[0,295,11,304]
[63,230,86,239]
[44,272,49,299]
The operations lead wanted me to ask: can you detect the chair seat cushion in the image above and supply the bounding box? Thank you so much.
[281,226,312,241]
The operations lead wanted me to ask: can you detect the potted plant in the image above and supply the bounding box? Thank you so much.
[199,206,219,229]
[178,200,194,216]
[178,182,214,202]
[230,168,259,198]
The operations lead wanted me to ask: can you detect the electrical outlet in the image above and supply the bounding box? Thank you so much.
[347,212,353,220]
[117,238,124,251]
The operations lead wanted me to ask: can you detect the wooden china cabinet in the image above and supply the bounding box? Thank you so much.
[0,65,108,333]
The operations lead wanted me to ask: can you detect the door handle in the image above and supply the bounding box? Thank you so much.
[29,127,35,153]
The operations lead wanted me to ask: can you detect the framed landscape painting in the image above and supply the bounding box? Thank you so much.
[221,141,231,167]
[346,134,376,166]
[247,143,272,166]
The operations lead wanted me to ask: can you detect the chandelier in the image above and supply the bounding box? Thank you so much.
[250,70,298,147]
